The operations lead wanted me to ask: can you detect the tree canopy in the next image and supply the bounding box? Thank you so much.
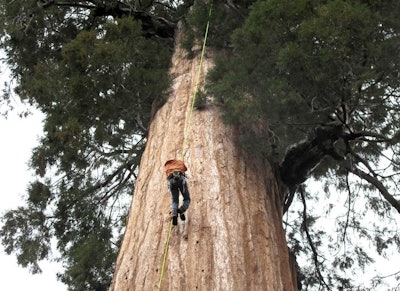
[1,0,400,290]
[207,0,400,289]
[0,1,176,289]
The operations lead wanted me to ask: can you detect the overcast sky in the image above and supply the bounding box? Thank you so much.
[0,105,67,290]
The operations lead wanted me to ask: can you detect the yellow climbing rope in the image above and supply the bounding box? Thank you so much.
[157,220,173,291]
[181,1,213,161]
[157,2,213,290]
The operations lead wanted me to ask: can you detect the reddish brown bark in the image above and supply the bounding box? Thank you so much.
[110,39,297,291]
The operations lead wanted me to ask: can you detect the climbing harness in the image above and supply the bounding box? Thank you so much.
[172,171,181,180]
[157,1,213,290]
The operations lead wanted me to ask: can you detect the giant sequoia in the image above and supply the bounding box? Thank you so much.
[1,1,400,290]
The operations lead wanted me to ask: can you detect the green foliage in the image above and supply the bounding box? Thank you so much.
[182,1,256,54]
[193,90,209,110]
[0,1,175,289]
[0,207,50,274]
[206,0,400,289]
[207,0,400,162]
[59,227,117,290]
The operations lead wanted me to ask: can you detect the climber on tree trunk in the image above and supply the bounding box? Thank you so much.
[164,159,191,225]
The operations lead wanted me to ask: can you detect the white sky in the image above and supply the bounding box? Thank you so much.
[0,108,67,290]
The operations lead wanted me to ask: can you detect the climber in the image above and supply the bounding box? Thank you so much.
[164,159,191,226]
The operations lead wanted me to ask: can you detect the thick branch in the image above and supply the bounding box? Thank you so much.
[37,0,95,9]
[346,165,400,214]
[38,0,177,39]
[344,130,391,143]
[280,121,343,187]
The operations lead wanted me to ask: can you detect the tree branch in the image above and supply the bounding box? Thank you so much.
[299,186,331,290]
[280,121,343,187]
[341,173,352,244]
[98,168,133,204]
[283,187,296,214]
[37,0,96,10]
[37,0,177,39]
[50,159,136,219]
[346,165,400,214]
[344,130,391,142]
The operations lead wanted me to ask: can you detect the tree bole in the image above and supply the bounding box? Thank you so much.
[110,40,297,291]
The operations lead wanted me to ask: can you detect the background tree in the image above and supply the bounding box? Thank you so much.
[0,0,399,290]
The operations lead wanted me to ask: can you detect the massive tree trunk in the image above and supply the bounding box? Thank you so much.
[110,34,297,290]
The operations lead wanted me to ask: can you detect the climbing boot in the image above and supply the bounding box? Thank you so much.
[178,209,186,221]
[170,210,178,226]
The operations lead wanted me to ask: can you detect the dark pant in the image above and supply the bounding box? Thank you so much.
[168,174,190,213]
